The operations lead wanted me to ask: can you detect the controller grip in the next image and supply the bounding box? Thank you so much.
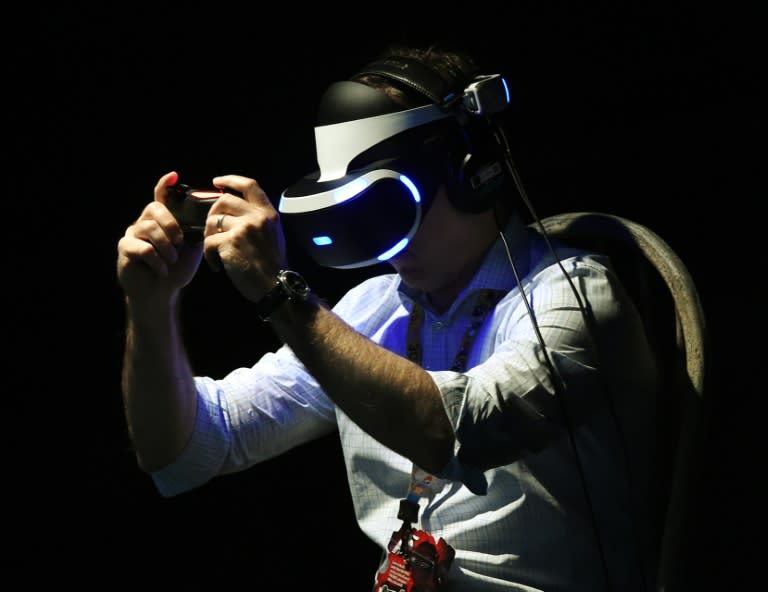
[168,184,221,243]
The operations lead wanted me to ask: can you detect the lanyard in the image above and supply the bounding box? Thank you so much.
[404,288,507,504]
[379,288,508,592]
[406,288,507,371]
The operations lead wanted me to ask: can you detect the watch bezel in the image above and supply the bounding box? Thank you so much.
[277,269,311,301]
[256,269,310,321]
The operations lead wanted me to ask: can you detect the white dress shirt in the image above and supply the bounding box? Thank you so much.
[153,216,659,591]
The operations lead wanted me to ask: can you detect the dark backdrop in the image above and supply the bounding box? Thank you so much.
[7,4,760,587]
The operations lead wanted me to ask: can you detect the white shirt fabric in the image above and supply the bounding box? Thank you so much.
[153,216,659,591]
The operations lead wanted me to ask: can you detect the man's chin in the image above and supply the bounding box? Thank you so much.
[392,264,430,291]
[389,252,416,274]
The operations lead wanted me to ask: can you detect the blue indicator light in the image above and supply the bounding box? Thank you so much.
[399,175,420,202]
[377,238,409,261]
[312,236,333,246]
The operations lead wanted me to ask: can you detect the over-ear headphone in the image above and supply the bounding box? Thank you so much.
[351,55,512,213]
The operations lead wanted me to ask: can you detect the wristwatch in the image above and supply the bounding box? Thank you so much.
[255,269,311,321]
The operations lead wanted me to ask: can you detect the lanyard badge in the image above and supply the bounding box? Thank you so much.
[374,470,456,591]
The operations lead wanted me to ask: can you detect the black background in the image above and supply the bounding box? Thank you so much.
[7,3,761,588]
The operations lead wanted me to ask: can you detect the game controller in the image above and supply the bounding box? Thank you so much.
[168,183,224,243]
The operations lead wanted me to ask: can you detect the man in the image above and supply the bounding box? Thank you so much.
[117,43,659,590]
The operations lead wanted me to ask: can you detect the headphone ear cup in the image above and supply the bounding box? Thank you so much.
[446,151,477,212]
[447,123,508,213]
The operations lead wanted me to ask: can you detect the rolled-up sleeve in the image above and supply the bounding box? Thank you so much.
[152,347,338,497]
[151,274,403,499]
[430,256,632,495]
[151,385,231,497]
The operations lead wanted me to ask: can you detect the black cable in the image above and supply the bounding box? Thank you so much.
[489,118,614,592]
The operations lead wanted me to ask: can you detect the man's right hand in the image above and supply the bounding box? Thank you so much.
[117,171,204,307]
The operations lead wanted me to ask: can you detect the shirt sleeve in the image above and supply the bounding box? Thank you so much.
[151,345,338,497]
[152,274,401,498]
[430,255,654,495]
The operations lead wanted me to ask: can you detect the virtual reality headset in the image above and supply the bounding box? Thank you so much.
[279,68,510,269]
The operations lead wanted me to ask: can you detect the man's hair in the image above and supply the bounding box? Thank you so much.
[354,42,481,110]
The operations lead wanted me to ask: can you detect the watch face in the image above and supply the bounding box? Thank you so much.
[280,270,310,299]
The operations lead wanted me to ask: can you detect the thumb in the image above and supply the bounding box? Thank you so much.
[155,171,180,204]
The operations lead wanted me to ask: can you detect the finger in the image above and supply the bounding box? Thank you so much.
[119,233,172,278]
[213,175,271,207]
[155,171,180,205]
[214,213,228,234]
[138,201,185,247]
[202,208,233,238]
[128,216,181,265]
[202,233,224,272]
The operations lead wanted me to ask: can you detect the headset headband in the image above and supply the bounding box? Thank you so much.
[351,56,464,107]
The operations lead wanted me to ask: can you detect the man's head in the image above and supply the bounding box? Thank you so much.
[279,42,513,270]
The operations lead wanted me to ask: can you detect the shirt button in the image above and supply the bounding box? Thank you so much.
[434,321,445,330]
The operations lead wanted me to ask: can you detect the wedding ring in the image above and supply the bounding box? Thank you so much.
[216,214,227,232]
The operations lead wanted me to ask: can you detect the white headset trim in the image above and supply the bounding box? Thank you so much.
[315,103,450,182]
